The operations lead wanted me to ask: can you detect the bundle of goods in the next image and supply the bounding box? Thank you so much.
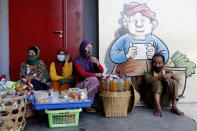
[1,78,34,98]
[15,79,35,118]
[32,88,92,110]
[34,90,49,103]
[15,78,34,96]
[0,91,26,131]
[100,74,140,117]
[0,74,6,90]
[99,74,131,92]
[33,88,89,104]
[33,89,90,128]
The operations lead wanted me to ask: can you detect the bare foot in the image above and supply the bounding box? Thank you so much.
[171,107,184,116]
[154,109,163,117]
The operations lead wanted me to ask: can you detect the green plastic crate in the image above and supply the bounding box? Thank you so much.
[45,108,82,128]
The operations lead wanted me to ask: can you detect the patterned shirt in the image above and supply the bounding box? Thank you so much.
[20,62,48,83]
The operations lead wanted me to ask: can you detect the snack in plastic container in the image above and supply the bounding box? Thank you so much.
[69,88,79,101]
[50,90,61,103]
[33,90,49,103]
[79,89,88,101]
[61,90,69,101]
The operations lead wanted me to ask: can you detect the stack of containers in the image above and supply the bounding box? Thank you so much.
[100,74,133,117]
[32,89,92,128]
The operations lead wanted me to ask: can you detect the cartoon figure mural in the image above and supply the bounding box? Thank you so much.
[109,1,196,95]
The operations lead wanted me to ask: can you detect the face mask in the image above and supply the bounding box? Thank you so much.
[57,55,65,62]
[28,55,37,61]
[85,49,93,58]
[153,66,163,73]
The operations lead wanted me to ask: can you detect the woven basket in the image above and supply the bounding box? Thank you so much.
[0,92,26,131]
[25,102,35,118]
[100,91,131,117]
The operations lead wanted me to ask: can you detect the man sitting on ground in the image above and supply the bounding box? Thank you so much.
[142,54,184,117]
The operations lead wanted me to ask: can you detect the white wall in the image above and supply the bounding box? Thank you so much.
[0,0,9,80]
[99,0,197,102]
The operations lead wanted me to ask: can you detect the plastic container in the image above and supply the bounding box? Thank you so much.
[118,75,125,91]
[110,77,118,92]
[125,75,131,91]
[99,75,105,92]
[45,108,82,128]
[32,99,92,110]
[106,78,110,92]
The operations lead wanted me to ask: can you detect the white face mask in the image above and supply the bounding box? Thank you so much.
[57,55,65,62]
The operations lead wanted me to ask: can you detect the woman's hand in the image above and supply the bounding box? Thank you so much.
[24,76,32,82]
[95,73,103,78]
[65,54,71,63]
[90,56,99,66]
[35,77,41,81]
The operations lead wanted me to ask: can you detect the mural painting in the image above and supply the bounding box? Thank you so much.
[107,1,196,96]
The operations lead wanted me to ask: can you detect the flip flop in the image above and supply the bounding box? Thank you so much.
[85,107,96,114]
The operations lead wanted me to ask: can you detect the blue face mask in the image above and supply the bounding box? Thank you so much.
[57,55,65,62]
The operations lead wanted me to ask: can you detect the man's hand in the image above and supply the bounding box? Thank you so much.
[146,41,154,59]
[162,73,173,80]
[126,42,137,59]
[165,78,174,87]
[90,56,99,66]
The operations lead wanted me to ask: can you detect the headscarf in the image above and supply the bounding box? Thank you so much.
[55,48,67,76]
[26,45,49,81]
[26,46,41,65]
[75,40,95,72]
[126,2,156,20]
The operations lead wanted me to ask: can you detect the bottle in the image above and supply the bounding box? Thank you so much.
[106,76,110,92]
[113,77,118,92]
[109,77,114,92]
[118,75,125,92]
[125,75,131,91]
[99,75,104,92]
[110,77,118,92]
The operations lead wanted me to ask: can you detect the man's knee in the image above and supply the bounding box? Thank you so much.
[151,80,163,94]
[171,79,178,88]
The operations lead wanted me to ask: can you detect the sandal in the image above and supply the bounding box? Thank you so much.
[171,107,184,116]
[85,107,96,114]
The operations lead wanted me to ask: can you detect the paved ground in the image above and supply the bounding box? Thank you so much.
[24,106,197,131]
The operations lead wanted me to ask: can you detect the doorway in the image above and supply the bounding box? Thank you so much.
[9,0,84,80]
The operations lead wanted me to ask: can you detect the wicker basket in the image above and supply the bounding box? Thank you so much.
[100,91,131,117]
[25,102,35,118]
[0,92,26,131]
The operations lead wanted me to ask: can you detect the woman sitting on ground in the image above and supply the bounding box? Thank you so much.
[49,48,74,91]
[20,45,49,90]
[74,40,104,113]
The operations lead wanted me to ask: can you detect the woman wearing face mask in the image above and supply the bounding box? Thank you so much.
[20,46,49,90]
[74,40,104,113]
[49,48,74,91]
